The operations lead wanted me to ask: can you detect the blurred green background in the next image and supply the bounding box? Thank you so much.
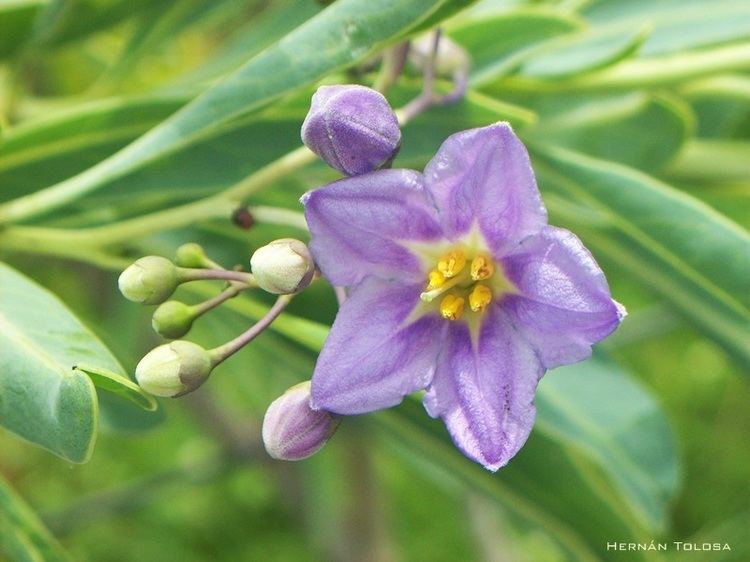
[0,0,748,561]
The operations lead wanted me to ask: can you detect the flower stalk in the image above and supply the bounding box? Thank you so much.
[176,267,255,286]
[208,295,293,367]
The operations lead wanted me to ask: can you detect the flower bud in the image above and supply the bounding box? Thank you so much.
[301,84,401,176]
[152,301,195,339]
[175,243,209,268]
[409,33,470,77]
[135,341,213,397]
[250,238,315,295]
[118,256,178,305]
[262,381,340,461]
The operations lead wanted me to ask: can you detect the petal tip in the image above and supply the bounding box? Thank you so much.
[615,300,628,321]
[299,190,314,205]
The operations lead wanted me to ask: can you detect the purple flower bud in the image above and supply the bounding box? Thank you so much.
[262,381,340,461]
[301,85,401,176]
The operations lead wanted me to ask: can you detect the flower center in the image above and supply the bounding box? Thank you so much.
[420,250,496,321]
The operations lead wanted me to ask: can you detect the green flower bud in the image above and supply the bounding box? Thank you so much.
[152,301,195,339]
[135,341,213,397]
[118,256,178,305]
[250,239,315,295]
[175,243,210,268]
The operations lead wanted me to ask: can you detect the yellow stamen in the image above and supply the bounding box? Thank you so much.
[437,250,466,278]
[440,294,465,321]
[468,285,492,313]
[470,255,494,281]
[426,269,446,291]
[420,269,469,302]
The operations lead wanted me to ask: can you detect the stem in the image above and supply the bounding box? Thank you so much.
[192,284,243,316]
[208,295,292,366]
[250,205,308,231]
[177,267,254,285]
[371,42,410,94]
[396,30,441,123]
[84,197,235,246]
[0,204,307,266]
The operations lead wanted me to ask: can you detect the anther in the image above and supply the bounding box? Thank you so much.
[468,285,492,313]
[470,255,494,281]
[437,251,466,278]
[426,269,446,291]
[440,294,465,321]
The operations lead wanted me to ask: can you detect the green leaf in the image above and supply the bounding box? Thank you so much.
[0,0,48,59]
[665,139,750,185]
[0,0,472,223]
[0,473,71,562]
[173,0,323,86]
[583,0,750,57]
[678,182,750,227]
[682,75,750,139]
[665,510,750,562]
[525,92,693,171]
[518,23,650,79]
[0,98,306,215]
[75,363,157,411]
[90,1,242,93]
[448,9,583,85]
[535,359,679,532]
[31,0,165,47]
[0,261,154,462]
[488,42,750,93]
[0,95,185,202]
[532,146,750,365]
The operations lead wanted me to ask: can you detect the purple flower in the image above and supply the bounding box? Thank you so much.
[301,123,625,471]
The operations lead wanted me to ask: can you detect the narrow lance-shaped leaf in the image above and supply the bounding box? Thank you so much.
[447,9,583,85]
[517,22,650,79]
[0,0,47,59]
[531,145,750,365]
[0,0,473,223]
[0,473,72,562]
[523,92,693,171]
[582,0,750,57]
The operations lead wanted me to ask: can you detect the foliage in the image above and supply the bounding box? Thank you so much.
[0,0,748,561]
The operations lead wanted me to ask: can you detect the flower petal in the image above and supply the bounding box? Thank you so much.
[311,277,445,414]
[423,306,544,471]
[503,226,626,369]
[423,123,547,255]
[302,169,442,286]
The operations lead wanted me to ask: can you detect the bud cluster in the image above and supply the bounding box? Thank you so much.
[120,240,315,399]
